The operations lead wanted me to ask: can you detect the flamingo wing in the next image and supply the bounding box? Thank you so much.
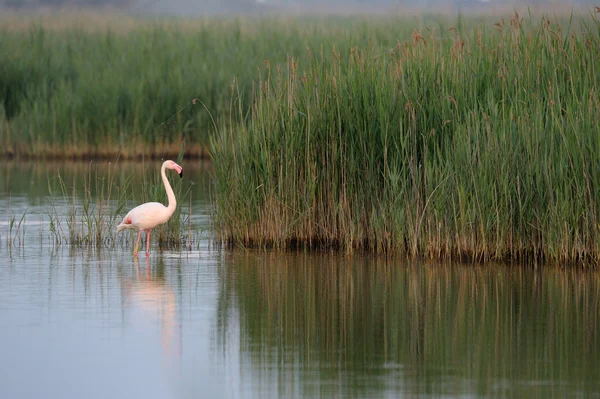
[126,202,169,230]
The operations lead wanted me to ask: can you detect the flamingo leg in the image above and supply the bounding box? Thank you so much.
[146,230,151,256]
[134,230,142,256]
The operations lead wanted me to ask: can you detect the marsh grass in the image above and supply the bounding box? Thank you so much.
[0,13,386,159]
[6,210,27,248]
[47,161,130,246]
[212,12,600,265]
[0,16,234,159]
[46,157,195,250]
[3,9,577,159]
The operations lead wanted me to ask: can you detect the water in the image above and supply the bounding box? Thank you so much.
[1,160,599,398]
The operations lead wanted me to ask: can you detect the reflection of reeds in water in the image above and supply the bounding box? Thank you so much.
[123,256,181,368]
[217,252,600,397]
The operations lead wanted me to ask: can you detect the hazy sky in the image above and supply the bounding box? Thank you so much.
[127,0,487,16]
[3,0,587,17]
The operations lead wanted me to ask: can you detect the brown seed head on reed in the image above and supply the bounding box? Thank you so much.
[510,12,521,30]
[411,29,427,46]
[447,96,457,108]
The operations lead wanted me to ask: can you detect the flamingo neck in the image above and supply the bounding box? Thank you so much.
[161,163,177,213]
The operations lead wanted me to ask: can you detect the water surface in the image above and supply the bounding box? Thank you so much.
[1,161,599,398]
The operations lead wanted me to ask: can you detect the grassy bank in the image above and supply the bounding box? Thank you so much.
[212,12,600,265]
[0,11,459,159]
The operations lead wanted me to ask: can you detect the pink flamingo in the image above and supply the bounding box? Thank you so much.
[116,160,183,256]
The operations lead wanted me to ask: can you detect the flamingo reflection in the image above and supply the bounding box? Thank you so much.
[123,256,181,369]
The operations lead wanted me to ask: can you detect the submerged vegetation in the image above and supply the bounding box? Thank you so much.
[212,12,600,265]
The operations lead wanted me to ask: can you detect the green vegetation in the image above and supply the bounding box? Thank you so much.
[0,11,439,159]
[1,14,220,159]
[212,12,600,264]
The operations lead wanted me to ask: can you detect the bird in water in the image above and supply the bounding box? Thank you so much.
[117,160,183,256]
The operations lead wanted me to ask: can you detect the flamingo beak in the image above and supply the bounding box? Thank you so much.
[179,170,183,178]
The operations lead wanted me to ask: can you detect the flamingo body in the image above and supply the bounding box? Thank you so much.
[117,202,172,232]
[117,160,183,256]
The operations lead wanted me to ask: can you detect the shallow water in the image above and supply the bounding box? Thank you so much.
[1,161,600,398]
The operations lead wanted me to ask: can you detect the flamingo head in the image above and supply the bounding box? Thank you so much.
[166,160,183,178]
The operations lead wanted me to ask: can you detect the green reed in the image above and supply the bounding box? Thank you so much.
[6,210,27,248]
[0,13,437,159]
[0,11,532,159]
[47,161,129,246]
[212,12,600,265]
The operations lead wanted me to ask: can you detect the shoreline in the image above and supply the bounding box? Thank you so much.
[0,142,211,161]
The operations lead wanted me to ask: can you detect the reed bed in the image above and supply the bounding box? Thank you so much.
[2,9,576,159]
[0,12,444,159]
[212,12,600,265]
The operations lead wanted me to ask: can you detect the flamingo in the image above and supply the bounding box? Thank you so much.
[116,160,183,256]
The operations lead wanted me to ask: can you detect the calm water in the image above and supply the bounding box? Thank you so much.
[1,161,599,399]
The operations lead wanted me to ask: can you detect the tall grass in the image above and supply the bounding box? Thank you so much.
[47,161,129,246]
[0,12,444,159]
[212,12,600,265]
